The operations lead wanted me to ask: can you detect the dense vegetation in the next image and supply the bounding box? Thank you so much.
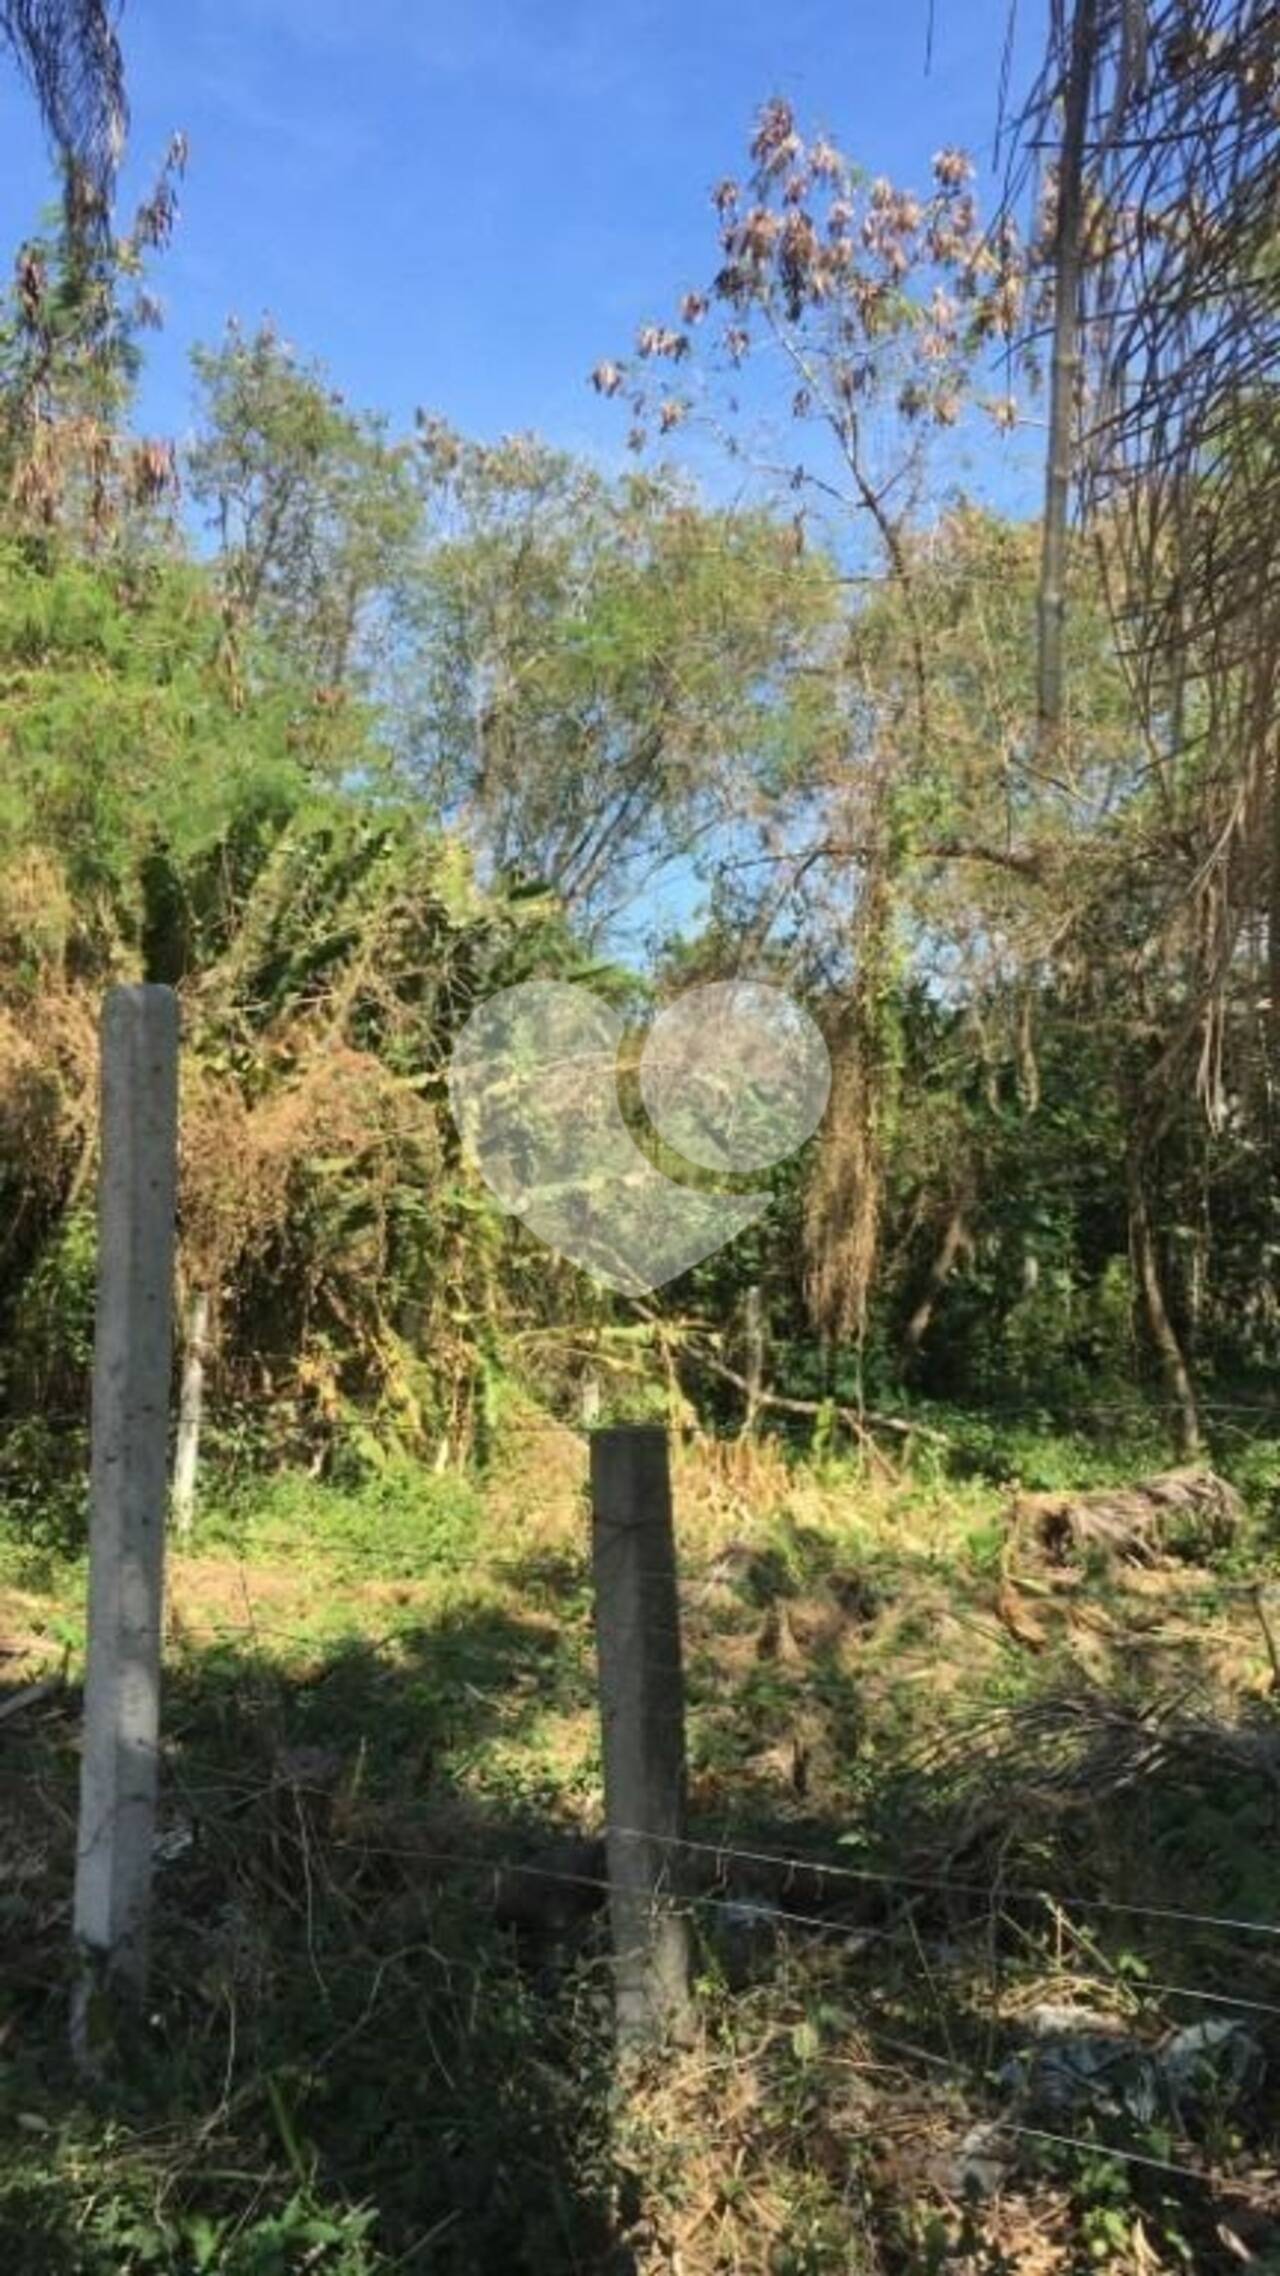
[1,12,1278,2274]
[1,124,1276,1503]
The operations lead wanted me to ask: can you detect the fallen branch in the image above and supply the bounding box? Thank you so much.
[642,1310,950,1449]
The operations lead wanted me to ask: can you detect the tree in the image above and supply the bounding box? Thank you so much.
[187,324,421,697]
[401,418,841,933]
[0,132,183,548]
[598,103,1030,1360]
[0,495,592,1498]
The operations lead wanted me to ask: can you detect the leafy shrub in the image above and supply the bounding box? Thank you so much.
[205,1463,484,1580]
[1223,1433,1280,1531]
[4,1206,97,1411]
[0,1414,89,1564]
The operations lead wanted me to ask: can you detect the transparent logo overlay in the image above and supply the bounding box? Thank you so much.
[448,980,830,1292]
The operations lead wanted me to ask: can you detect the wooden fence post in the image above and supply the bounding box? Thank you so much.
[72,984,180,2065]
[590,1424,692,2048]
[171,1287,209,1541]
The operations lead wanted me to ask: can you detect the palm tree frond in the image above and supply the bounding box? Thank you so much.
[0,0,126,214]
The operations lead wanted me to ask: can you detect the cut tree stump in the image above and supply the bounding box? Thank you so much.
[1013,1467,1243,1567]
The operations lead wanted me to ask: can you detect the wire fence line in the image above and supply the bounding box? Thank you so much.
[11,1630,1275,2205]
[15,1596,1280,1953]
[135,1722,1280,1951]
[10,1699,1250,2204]
[599,1828,1280,1945]
[9,1452,1274,2159]
[132,1764,1280,2189]
[155,1776,1262,2199]
[141,1818,1279,2195]
[159,1555,1280,1600]
[282,1834,1280,2018]
[32,1611,1277,2176]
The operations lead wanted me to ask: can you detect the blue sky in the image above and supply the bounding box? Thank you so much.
[0,0,1047,497]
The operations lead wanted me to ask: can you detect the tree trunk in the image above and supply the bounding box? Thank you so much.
[741,1283,765,1437]
[1269,736,1280,1136]
[1127,1151,1201,1459]
[1016,990,1041,1112]
[1037,0,1097,746]
[903,1202,970,1357]
[171,1289,209,1541]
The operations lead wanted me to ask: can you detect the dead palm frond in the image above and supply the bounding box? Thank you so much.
[1016,1,1280,1101]
[0,0,126,220]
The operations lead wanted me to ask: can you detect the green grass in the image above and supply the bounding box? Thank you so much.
[195,1462,487,1581]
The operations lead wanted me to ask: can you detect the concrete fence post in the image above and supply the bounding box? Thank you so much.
[72,984,180,2065]
[590,1424,692,2048]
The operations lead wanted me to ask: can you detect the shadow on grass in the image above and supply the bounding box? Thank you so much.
[0,1612,636,2276]
[4,1563,1280,2274]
